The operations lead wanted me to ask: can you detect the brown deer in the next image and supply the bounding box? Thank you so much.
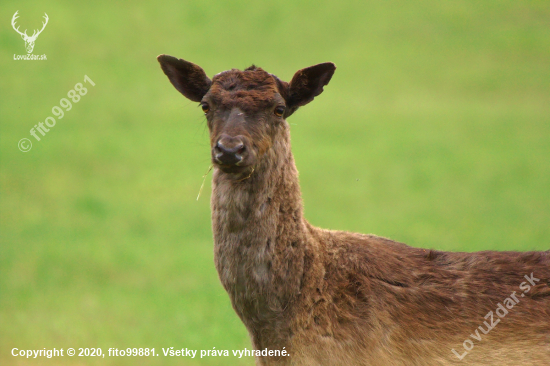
[157,54,550,366]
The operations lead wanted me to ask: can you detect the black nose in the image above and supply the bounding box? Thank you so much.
[214,135,246,165]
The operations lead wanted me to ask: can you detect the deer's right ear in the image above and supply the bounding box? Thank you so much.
[157,55,211,102]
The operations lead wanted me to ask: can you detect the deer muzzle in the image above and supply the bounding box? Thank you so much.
[213,134,249,167]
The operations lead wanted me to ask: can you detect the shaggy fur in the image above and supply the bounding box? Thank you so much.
[158,54,550,365]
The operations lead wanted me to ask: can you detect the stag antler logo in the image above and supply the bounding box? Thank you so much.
[11,11,49,54]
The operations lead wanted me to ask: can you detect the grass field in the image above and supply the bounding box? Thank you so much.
[1,1,549,365]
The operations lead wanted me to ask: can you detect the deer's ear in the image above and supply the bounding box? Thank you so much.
[157,55,211,102]
[285,62,336,115]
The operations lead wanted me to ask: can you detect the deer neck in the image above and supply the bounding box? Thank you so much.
[210,127,307,329]
[211,123,305,228]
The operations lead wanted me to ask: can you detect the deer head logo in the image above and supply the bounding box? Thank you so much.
[11,11,49,54]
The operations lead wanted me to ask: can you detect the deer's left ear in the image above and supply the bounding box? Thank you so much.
[284,62,336,117]
[157,55,212,102]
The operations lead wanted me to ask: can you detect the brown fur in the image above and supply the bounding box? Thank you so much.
[158,54,550,365]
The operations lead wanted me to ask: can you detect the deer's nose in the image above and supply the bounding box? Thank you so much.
[214,135,246,166]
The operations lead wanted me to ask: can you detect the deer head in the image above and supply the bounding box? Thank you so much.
[11,11,49,54]
[157,55,335,179]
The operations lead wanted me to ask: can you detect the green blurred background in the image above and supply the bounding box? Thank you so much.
[1,0,549,365]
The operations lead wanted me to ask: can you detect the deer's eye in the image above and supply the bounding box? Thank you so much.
[201,103,210,113]
[274,106,285,117]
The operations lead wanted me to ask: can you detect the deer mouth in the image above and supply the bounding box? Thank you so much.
[214,163,254,181]
[215,163,253,176]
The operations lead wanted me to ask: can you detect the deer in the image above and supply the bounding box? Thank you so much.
[157,54,550,366]
[11,11,49,54]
